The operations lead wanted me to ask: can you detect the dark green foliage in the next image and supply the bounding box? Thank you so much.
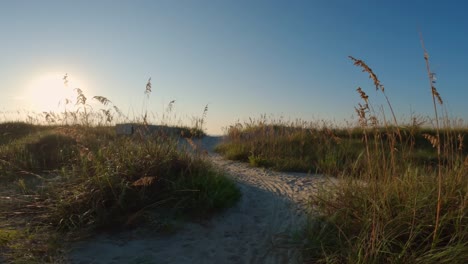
[0,122,43,145]
[24,134,78,171]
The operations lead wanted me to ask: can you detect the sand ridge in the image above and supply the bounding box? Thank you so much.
[68,136,330,264]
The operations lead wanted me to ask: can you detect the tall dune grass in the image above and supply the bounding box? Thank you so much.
[305,53,467,263]
[216,51,467,262]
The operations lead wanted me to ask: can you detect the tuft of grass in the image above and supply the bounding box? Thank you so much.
[215,120,364,175]
[44,132,240,230]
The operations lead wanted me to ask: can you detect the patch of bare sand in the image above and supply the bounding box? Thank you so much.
[68,136,333,264]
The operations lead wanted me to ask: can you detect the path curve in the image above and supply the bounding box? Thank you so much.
[68,136,330,264]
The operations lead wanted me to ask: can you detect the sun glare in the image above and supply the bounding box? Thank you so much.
[25,73,87,112]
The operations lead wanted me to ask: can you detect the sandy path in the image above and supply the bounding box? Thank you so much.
[68,136,330,264]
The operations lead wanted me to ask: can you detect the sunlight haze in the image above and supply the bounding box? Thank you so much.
[23,73,88,112]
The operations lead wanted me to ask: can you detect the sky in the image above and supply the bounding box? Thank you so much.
[0,0,467,134]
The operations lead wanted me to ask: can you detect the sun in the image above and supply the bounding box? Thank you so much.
[25,73,87,112]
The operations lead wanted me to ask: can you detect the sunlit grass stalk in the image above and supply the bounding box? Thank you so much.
[420,33,444,244]
[350,57,401,178]
[349,56,402,140]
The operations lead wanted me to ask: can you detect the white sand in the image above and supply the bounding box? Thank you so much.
[68,136,332,264]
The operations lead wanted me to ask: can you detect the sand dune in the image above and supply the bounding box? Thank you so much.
[68,136,332,264]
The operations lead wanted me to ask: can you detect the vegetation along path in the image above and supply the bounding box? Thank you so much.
[69,136,331,264]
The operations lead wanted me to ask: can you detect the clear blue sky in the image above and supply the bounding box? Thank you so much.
[1,0,467,134]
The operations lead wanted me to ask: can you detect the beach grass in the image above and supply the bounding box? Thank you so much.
[0,84,239,262]
[216,53,468,263]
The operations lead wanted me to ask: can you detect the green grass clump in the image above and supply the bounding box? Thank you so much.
[4,133,77,171]
[215,122,363,175]
[50,131,240,230]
